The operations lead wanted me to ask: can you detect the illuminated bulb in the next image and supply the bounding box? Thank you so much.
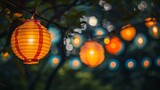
[137,37,143,44]
[144,60,149,67]
[88,16,98,26]
[153,26,158,33]
[28,38,34,43]
[52,58,59,65]
[128,62,133,68]
[73,37,80,45]
[110,62,116,68]
[97,30,103,35]
[90,50,94,55]
[2,52,9,57]
[104,38,110,44]
[73,60,79,67]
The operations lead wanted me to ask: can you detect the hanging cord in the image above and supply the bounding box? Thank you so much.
[2,0,67,30]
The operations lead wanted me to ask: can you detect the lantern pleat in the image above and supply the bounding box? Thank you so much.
[79,41,105,67]
[11,19,51,64]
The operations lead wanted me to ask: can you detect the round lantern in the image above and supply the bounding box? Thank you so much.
[79,41,105,68]
[105,37,124,55]
[11,19,51,64]
[145,17,156,27]
[149,24,160,39]
[120,24,136,41]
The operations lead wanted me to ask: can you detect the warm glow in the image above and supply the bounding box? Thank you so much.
[104,38,110,44]
[97,30,103,35]
[79,41,105,68]
[11,19,51,64]
[110,62,116,68]
[88,16,98,26]
[158,60,160,65]
[145,18,156,27]
[73,60,80,67]
[120,24,136,41]
[73,35,80,45]
[128,62,134,68]
[105,37,123,55]
[137,37,143,45]
[2,52,9,57]
[153,26,158,33]
[144,60,149,67]
[52,58,59,65]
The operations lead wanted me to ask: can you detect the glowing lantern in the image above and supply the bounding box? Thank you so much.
[72,34,84,48]
[108,59,120,71]
[141,57,151,69]
[79,41,105,68]
[134,34,147,49]
[105,37,124,55]
[93,27,107,36]
[149,24,160,39]
[49,55,61,68]
[125,59,136,70]
[69,57,82,70]
[11,19,51,64]
[145,17,156,27]
[120,24,136,41]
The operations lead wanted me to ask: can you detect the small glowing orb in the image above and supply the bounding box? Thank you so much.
[125,59,136,70]
[93,27,107,36]
[155,57,160,67]
[134,34,147,49]
[105,37,124,55]
[149,24,160,39]
[0,52,11,62]
[145,18,156,27]
[88,16,98,26]
[49,55,61,68]
[141,57,151,69]
[48,26,61,44]
[104,37,110,44]
[72,34,85,48]
[69,57,82,70]
[108,59,120,71]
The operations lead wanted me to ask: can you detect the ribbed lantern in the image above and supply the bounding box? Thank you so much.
[11,19,51,64]
[145,17,156,27]
[120,24,136,41]
[79,41,105,68]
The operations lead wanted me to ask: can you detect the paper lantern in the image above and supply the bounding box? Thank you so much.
[11,19,51,64]
[145,17,156,27]
[105,37,124,55]
[120,24,136,41]
[79,41,105,68]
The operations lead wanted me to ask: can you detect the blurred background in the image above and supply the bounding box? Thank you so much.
[0,0,160,90]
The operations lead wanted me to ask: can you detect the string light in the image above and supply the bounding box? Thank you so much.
[125,59,136,70]
[149,24,160,39]
[49,55,61,68]
[134,33,147,49]
[108,59,120,71]
[155,57,160,67]
[69,57,82,70]
[141,57,151,69]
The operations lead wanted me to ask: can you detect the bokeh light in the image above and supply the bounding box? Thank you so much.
[48,26,61,44]
[108,59,120,71]
[149,24,160,39]
[125,59,136,70]
[69,57,82,70]
[49,55,61,68]
[141,57,151,69]
[0,52,11,62]
[155,57,160,67]
[71,34,85,48]
[104,37,110,44]
[120,24,136,41]
[105,36,124,55]
[145,17,156,27]
[88,16,98,26]
[93,27,107,36]
[134,33,147,49]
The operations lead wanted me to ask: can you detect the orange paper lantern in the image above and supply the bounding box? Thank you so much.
[145,17,156,27]
[79,41,105,68]
[120,24,136,41]
[11,19,51,64]
[105,37,123,55]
